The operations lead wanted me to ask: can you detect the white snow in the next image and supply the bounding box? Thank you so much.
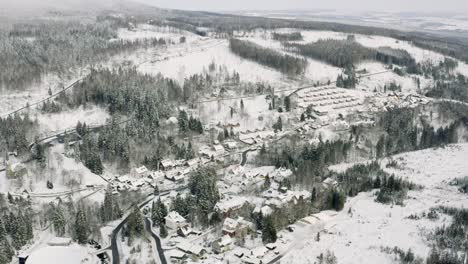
[26,244,99,264]
[35,105,110,135]
[116,24,199,44]
[138,39,288,85]
[281,144,468,264]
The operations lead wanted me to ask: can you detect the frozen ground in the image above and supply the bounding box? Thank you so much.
[0,73,70,115]
[239,33,342,83]
[116,24,199,44]
[196,93,293,133]
[272,28,468,78]
[138,39,290,86]
[35,105,110,136]
[356,61,433,94]
[9,144,107,198]
[26,242,99,264]
[281,144,468,264]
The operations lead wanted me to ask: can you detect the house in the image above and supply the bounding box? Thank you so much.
[149,171,165,183]
[212,144,225,155]
[233,247,250,258]
[176,226,201,237]
[168,249,186,260]
[131,166,148,178]
[251,246,268,259]
[224,141,238,150]
[165,171,185,183]
[177,243,206,257]
[323,177,339,188]
[215,196,249,217]
[212,235,233,254]
[165,211,187,229]
[241,256,261,264]
[160,159,176,171]
[184,158,199,167]
[222,217,254,238]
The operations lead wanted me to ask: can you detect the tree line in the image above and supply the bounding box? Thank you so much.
[229,38,308,75]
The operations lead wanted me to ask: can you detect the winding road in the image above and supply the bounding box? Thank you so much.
[110,186,187,264]
[144,218,168,264]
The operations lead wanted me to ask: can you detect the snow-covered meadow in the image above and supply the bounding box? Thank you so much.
[281,144,468,264]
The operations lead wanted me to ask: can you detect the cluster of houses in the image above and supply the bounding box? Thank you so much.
[293,86,363,113]
[218,166,293,195]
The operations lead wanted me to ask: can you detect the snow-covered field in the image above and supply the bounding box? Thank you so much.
[239,33,343,83]
[281,144,468,264]
[138,39,290,85]
[116,24,199,44]
[271,28,468,78]
[9,144,107,198]
[356,61,429,93]
[35,105,110,135]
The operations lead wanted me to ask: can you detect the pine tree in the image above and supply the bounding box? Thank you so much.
[159,224,168,238]
[262,216,277,243]
[75,206,89,244]
[52,205,66,236]
[151,199,168,226]
[284,96,291,112]
[128,206,144,238]
[102,185,114,223]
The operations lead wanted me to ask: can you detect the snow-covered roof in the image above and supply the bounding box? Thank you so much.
[27,245,95,264]
[165,211,186,223]
[134,166,148,174]
[261,205,273,216]
[251,246,268,258]
[177,242,205,255]
[213,144,225,152]
[215,196,248,213]
[219,235,233,247]
[160,159,175,168]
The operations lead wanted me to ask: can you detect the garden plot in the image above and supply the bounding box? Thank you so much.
[281,144,468,264]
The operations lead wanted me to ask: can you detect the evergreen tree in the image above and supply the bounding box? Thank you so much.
[52,205,66,236]
[128,206,144,238]
[101,185,115,223]
[284,96,291,112]
[159,224,168,238]
[262,216,277,243]
[151,198,168,226]
[75,206,89,244]
[178,110,189,134]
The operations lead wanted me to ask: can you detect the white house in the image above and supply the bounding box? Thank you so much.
[131,166,148,178]
[165,211,187,229]
[212,144,225,155]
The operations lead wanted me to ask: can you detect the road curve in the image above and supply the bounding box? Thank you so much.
[144,217,168,264]
[110,186,187,264]
[240,148,257,166]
